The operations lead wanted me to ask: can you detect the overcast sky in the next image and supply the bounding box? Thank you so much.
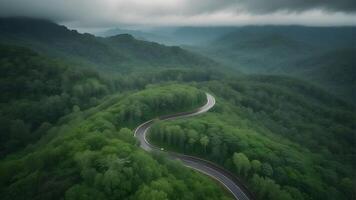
[1,0,356,29]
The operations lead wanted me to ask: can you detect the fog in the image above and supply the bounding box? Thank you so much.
[1,0,355,29]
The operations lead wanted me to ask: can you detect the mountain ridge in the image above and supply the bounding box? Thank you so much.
[0,17,219,73]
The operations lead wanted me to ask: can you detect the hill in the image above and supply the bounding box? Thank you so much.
[149,75,356,200]
[0,43,224,157]
[0,44,111,156]
[0,17,217,73]
[186,26,356,102]
[0,20,355,200]
[0,42,233,199]
[97,28,171,44]
[0,84,233,200]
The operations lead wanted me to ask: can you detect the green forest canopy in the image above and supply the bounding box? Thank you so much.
[149,79,355,200]
[0,18,355,200]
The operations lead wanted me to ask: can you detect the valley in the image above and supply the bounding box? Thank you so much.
[0,17,355,200]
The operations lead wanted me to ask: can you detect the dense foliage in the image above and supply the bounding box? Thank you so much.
[0,44,111,156]
[0,17,218,73]
[1,18,354,200]
[149,77,356,200]
[0,43,224,156]
[0,84,232,200]
[187,26,356,102]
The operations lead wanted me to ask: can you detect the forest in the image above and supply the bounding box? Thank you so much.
[149,78,355,200]
[0,83,233,200]
[0,17,355,200]
[0,43,220,156]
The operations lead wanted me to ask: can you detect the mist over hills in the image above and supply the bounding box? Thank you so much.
[97,28,171,44]
[99,26,236,45]
[0,17,218,73]
[174,26,355,102]
[0,17,353,101]
[0,17,355,200]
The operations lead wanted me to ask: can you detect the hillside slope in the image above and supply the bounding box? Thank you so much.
[149,76,356,200]
[0,44,112,156]
[1,21,354,200]
[187,26,356,102]
[0,43,225,157]
[0,17,217,73]
[0,85,232,200]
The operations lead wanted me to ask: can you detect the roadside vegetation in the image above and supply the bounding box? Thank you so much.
[149,78,355,200]
[0,44,219,156]
[0,84,232,200]
[0,18,355,200]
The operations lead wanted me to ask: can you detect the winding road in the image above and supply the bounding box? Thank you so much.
[134,93,253,200]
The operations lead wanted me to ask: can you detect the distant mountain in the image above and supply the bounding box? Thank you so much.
[169,26,237,45]
[99,26,238,45]
[0,17,217,73]
[200,26,355,71]
[212,26,355,48]
[186,26,356,102]
[291,48,355,101]
[97,28,171,44]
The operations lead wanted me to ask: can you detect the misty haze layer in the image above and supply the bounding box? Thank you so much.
[0,0,356,28]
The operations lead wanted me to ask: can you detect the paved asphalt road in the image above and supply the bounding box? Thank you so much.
[134,93,252,200]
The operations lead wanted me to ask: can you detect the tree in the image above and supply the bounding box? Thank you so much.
[169,125,184,148]
[73,105,81,113]
[251,160,261,173]
[10,119,30,141]
[211,136,222,161]
[33,122,52,139]
[81,168,97,185]
[249,174,293,200]
[102,169,121,195]
[187,129,199,148]
[135,185,168,200]
[177,130,186,150]
[118,128,136,144]
[232,152,251,177]
[261,163,273,177]
[200,136,209,153]
[250,174,268,199]
[65,185,105,200]
[340,177,355,200]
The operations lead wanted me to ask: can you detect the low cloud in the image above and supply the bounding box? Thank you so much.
[0,0,355,28]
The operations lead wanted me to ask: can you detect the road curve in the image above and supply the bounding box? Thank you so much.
[134,93,253,200]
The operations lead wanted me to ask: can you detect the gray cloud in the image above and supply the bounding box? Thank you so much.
[183,0,356,14]
[235,0,356,13]
[0,0,355,28]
